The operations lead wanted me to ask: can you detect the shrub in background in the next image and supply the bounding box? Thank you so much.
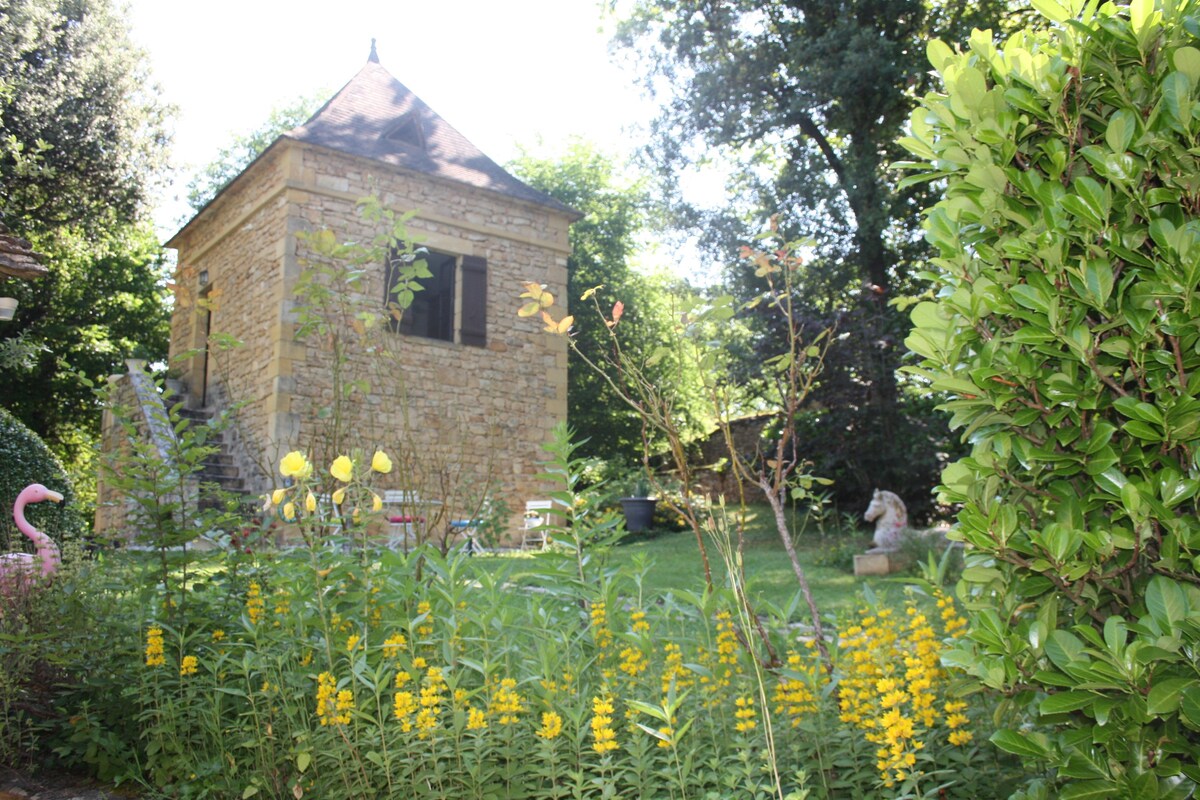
[0,405,86,550]
[902,1,1200,794]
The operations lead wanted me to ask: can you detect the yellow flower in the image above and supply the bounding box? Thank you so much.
[211,630,225,642]
[393,690,417,730]
[590,695,619,754]
[371,450,393,474]
[282,502,296,521]
[467,706,488,730]
[346,634,361,652]
[246,581,265,625]
[734,695,758,732]
[144,626,165,667]
[536,711,564,740]
[279,450,311,479]
[316,672,353,726]
[948,729,974,746]
[179,655,198,676]
[488,677,525,725]
[330,455,354,483]
[332,487,346,506]
[271,488,287,505]
[383,632,407,658]
[372,492,383,512]
[304,492,316,513]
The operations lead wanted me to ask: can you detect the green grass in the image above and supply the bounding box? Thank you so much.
[472,503,888,624]
[607,504,883,620]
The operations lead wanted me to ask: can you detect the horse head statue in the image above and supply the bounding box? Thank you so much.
[863,489,907,551]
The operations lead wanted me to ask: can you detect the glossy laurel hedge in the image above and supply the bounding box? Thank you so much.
[901,1,1200,796]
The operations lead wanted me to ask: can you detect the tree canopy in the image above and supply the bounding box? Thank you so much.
[509,141,705,465]
[0,0,172,232]
[0,0,173,485]
[612,0,1016,517]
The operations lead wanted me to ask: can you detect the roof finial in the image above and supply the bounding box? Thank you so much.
[368,38,379,63]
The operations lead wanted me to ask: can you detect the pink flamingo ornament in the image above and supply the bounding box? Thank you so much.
[0,483,64,599]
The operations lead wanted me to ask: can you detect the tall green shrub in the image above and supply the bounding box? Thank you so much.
[902,1,1200,795]
[0,405,85,550]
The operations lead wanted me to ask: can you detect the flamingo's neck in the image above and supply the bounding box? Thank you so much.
[13,493,61,578]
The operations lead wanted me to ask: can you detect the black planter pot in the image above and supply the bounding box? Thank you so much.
[620,497,658,533]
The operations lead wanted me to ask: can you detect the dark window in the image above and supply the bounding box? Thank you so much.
[384,248,488,347]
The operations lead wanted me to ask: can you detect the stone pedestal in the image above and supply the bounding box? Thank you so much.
[853,550,909,576]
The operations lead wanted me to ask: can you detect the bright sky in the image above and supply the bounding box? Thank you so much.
[125,0,660,236]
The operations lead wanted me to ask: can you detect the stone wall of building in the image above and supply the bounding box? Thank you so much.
[148,140,571,540]
[167,145,293,494]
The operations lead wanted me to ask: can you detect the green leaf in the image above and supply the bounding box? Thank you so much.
[1147,677,1198,716]
[1083,258,1114,306]
[1040,691,1097,714]
[1094,468,1129,496]
[990,728,1051,758]
[1174,46,1200,84]
[1113,396,1164,424]
[1146,577,1188,633]
[1046,629,1086,671]
[1163,72,1195,130]
[1010,284,1051,314]
[296,752,311,773]
[1105,109,1136,153]
[927,39,956,72]
[1180,685,1200,728]
[1061,781,1120,800]
[1031,0,1071,22]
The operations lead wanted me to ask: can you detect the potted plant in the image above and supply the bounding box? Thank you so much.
[619,474,657,533]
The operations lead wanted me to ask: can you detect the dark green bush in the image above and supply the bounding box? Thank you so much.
[903,1,1200,794]
[0,405,86,552]
[793,392,963,525]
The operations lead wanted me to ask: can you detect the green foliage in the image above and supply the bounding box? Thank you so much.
[22,518,1013,798]
[613,0,1015,521]
[901,2,1200,793]
[0,0,171,231]
[508,141,707,464]
[96,370,246,619]
[0,224,170,468]
[0,404,85,551]
[185,93,326,214]
[0,0,171,477]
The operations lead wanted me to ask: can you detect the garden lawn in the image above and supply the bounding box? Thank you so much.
[478,503,885,622]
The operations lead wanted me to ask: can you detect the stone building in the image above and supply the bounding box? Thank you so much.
[98,51,575,539]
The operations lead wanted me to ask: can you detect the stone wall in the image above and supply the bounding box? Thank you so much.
[147,140,571,540]
[691,415,773,504]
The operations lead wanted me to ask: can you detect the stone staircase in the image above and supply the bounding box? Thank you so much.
[176,406,249,511]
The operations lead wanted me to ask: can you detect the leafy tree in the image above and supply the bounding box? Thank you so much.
[185,93,326,213]
[612,0,1014,518]
[0,0,172,504]
[905,1,1200,793]
[0,224,169,474]
[0,0,172,231]
[509,141,706,464]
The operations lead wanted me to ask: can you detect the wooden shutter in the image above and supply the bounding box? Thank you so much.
[460,255,487,347]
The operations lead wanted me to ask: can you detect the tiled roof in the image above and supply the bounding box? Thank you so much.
[284,61,577,217]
